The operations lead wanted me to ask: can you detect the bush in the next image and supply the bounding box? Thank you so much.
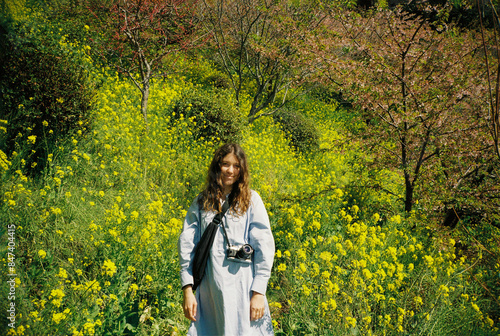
[169,87,245,143]
[308,84,352,108]
[0,15,95,176]
[273,108,319,152]
[175,54,232,89]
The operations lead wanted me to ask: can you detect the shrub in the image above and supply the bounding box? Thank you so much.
[169,87,245,143]
[273,108,320,153]
[204,72,231,89]
[0,15,95,177]
[308,84,352,108]
[176,55,232,89]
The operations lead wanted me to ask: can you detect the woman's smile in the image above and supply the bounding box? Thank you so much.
[220,153,240,192]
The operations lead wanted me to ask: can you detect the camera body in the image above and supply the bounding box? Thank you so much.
[227,244,254,263]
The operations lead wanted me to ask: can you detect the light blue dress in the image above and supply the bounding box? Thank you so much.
[178,190,275,336]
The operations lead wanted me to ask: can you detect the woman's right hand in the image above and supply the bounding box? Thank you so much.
[182,285,197,321]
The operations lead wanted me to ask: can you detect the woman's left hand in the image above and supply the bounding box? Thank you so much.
[250,291,265,321]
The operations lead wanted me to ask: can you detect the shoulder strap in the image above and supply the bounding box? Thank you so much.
[219,195,235,249]
[211,196,231,225]
[210,194,234,249]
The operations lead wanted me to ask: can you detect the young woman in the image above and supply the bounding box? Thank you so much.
[178,143,275,335]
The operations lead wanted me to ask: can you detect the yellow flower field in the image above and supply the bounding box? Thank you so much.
[1,65,498,335]
[0,11,499,333]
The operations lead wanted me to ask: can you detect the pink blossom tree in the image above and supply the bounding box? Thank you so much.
[323,9,496,213]
[477,0,500,161]
[88,0,201,125]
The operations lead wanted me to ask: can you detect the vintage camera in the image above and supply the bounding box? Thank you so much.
[227,244,254,263]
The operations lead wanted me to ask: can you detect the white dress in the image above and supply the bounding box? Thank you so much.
[178,190,275,336]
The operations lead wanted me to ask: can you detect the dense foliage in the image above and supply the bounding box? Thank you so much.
[1,1,499,335]
[169,86,245,143]
[273,108,320,152]
[0,11,94,177]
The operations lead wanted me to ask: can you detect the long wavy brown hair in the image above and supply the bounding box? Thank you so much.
[198,143,251,216]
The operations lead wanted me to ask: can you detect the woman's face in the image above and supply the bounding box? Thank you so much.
[220,152,241,190]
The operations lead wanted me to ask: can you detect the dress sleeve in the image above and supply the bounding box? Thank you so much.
[248,191,275,295]
[178,197,201,288]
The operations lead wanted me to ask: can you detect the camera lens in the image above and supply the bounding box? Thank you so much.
[242,245,252,253]
[237,244,253,259]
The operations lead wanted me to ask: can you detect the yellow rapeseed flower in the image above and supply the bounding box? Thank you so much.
[52,308,70,324]
[102,259,117,277]
[319,251,332,263]
[38,250,47,259]
[414,296,423,307]
[57,268,68,279]
[27,135,37,144]
[302,284,311,296]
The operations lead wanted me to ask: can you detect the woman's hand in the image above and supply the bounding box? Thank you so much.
[250,291,265,321]
[182,285,197,321]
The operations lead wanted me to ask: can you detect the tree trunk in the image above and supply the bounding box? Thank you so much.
[401,131,413,213]
[141,84,149,127]
[404,177,413,212]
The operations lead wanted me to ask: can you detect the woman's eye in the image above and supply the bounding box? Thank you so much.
[221,162,240,169]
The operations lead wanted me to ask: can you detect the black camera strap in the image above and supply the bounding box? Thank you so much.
[212,197,231,226]
[219,197,234,250]
[220,214,233,249]
[191,194,233,291]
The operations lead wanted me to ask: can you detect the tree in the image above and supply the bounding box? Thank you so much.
[200,0,328,122]
[324,9,493,213]
[88,0,200,126]
[477,0,500,161]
